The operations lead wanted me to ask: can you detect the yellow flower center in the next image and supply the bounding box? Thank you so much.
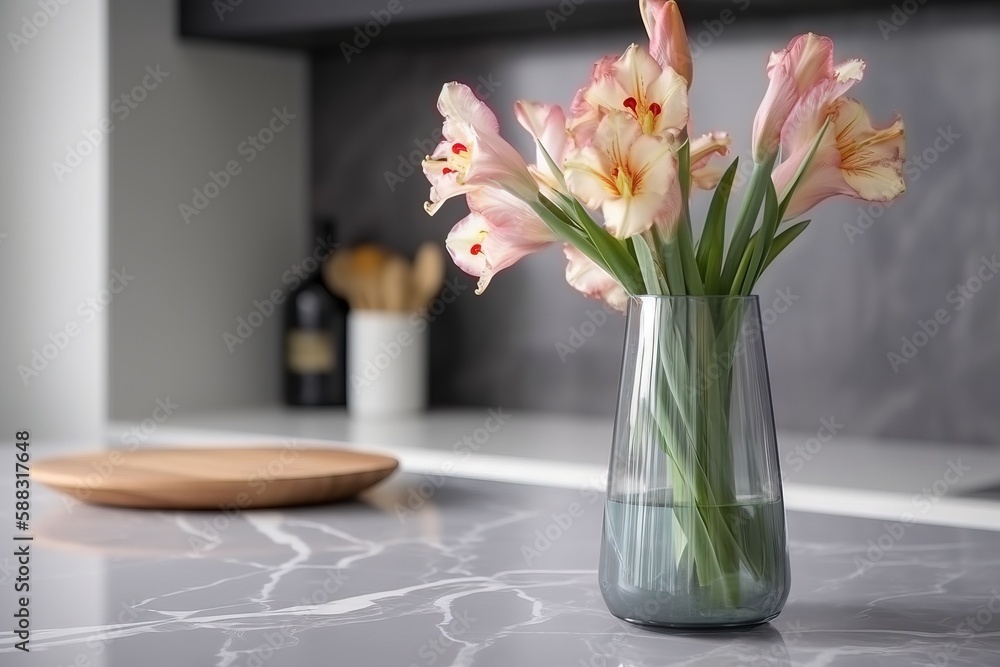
[613,166,634,198]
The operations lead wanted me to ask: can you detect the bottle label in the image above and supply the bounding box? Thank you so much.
[287,330,335,373]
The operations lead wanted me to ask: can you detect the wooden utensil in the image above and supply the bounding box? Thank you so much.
[351,244,390,310]
[32,447,399,510]
[382,254,411,312]
[410,243,446,311]
[323,248,358,307]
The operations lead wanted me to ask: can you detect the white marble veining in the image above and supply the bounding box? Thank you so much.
[3,469,1000,665]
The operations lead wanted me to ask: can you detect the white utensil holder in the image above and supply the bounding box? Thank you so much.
[347,311,427,418]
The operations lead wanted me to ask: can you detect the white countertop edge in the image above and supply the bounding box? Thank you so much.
[128,425,1000,533]
[399,448,1000,533]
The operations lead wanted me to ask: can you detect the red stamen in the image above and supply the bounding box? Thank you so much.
[442,167,454,175]
[452,143,468,154]
[623,97,638,112]
[649,102,662,116]
[470,243,482,256]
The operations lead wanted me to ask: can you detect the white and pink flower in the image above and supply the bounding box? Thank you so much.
[751,33,864,162]
[564,244,629,312]
[772,95,905,220]
[564,112,682,239]
[445,187,557,294]
[423,83,538,215]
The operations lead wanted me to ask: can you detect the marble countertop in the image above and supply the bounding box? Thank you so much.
[3,471,1000,666]
[4,408,1000,665]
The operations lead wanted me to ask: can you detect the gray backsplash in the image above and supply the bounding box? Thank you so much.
[312,5,1000,445]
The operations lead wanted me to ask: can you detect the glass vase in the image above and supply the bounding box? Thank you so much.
[599,295,790,628]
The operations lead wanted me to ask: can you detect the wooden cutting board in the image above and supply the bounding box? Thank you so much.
[32,447,399,510]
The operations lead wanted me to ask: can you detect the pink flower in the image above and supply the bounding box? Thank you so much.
[445,187,557,294]
[751,33,864,162]
[422,83,537,215]
[581,44,688,140]
[564,245,629,312]
[772,95,905,220]
[566,55,618,148]
[689,131,732,190]
[640,0,693,87]
[564,112,681,239]
[514,100,568,188]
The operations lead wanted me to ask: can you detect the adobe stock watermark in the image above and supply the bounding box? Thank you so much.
[384,74,502,192]
[545,0,586,30]
[179,106,297,224]
[555,303,618,363]
[223,233,339,353]
[349,278,468,390]
[17,268,134,386]
[928,589,1000,666]
[888,254,999,373]
[52,599,142,667]
[782,416,844,481]
[7,0,73,54]
[521,475,604,565]
[405,610,476,667]
[393,408,511,522]
[579,634,628,667]
[844,125,959,244]
[212,0,244,22]
[52,65,170,182]
[59,396,180,514]
[187,440,304,554]
[687,0,752,60]
[746,619,805,667]
[690,287,799,392]
[230,567,357,667]
[340,0,415,63]
[853,458,970,574]
[877,0,929,41]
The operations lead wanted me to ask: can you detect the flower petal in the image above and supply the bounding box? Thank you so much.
[647,65,689,134]
[752,33,836,161]
[445,213,489,279]
[437,82,499,135]
[514,100,568,184]
[640,0,693,86]
[564,244,629,311]
[835,99,906,202]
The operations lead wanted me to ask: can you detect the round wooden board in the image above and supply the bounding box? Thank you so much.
[32,447,399,510]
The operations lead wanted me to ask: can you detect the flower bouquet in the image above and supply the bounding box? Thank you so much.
[422,0,905,628]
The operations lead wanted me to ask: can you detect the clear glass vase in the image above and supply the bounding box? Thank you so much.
[599,295,790,628]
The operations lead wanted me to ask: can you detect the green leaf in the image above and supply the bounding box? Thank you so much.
[535,139,568,192]
[777,117,831,221]
[543,193,644,294]
[762,219,811,272]
[633,235,665,295]
[720,155,776,293]
[740,177,780,295]
[531,197,587,244]
[528,198,606,274]
[677,215,704,295]
[670,140,704,295]
[678,139,692,202]
[698,158,740,293]
[730,235,756,296]
[661,238,686,296]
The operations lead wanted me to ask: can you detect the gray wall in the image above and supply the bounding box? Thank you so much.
[108,0,309,420]
[1,0,109,442]
[313,5,1000,445]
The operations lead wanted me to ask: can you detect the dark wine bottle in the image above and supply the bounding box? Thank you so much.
[284,220,347,406]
